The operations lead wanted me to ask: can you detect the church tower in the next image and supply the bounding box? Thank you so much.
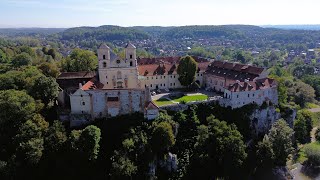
[125,42,137,67]
[98,43,110,69]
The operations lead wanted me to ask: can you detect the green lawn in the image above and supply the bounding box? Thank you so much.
[172,94,208,103]
[153,94,208,107]
[153,98,174,106]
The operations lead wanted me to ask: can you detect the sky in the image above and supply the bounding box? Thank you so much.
[0,0,319,28]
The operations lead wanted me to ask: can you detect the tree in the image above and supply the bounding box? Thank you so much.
[316,128,320,142]
[268,119,294,166]
[0,49,9,63]
[61,48,97,72]
[288,80,316,107]
[110,151,138,179]
[256,135,275,167]
[69,125,101,161]
[294,110,313,144]
[44,120,67,154]
[0,90,36,126]
[304,143,320,166]
[189,115,247,179]
[28,75,59,105]
[151,121,175,153]
[11,52,32,68]
[177,56,198,87]
[38,62,60,78]
[10,114,48,168]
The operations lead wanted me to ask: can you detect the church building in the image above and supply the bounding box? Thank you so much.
[66,43,159,126]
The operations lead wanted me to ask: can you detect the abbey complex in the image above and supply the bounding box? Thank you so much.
[57,42,278,125]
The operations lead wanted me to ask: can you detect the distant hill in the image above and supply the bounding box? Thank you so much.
[262,25,320,30]
[60,25,151,42]
[0,28,66,37]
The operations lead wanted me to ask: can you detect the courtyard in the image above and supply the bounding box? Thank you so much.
[152,90,222,107]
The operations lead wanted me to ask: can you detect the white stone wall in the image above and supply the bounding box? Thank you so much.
[140,71,205,90]
[220,87,278,109]
[146,109,159,120]
[205,75,226,92]
[70,89,147,119]
[70,89,92,115]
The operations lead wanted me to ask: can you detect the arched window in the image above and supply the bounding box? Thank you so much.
[103,55,106,59]
[117,71,122,79]
[130,61,133,66]
[103,62,107,68]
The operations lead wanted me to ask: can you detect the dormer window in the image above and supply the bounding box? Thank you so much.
[103,62,107,68]
[103,55,106,59]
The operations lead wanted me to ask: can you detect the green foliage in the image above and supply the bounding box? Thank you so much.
[287,80,316,108]
[11,52,32,67]
[293,64,315,78]
[151,121,175,153]
[110,151,138,178]
[304,143,320,166]
[69,125,101,161]
[38,62,60,78]
[44,120,67,153]
[268,119,294,166]
[256,135,275,167]
[302,75,320,98]
[316,128,320,142]
[0,90,36,126]
[294,110,313,144]
[177,56,197,87]
[61,48,97,72]
[187,46,215,58]
[29,75,59,105]
[189,115,247,179]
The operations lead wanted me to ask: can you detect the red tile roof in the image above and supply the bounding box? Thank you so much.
[137,56,211,76]
[227,78,276,92]
[81,77,104,90]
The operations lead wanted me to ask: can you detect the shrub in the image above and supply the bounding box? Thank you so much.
[304,143,320,166]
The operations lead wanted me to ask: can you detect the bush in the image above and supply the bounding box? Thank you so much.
[315,128,320,142]
[304,143,320,166]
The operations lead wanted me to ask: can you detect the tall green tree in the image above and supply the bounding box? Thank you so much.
[69,125,101,161]
[189,115,247,179]
[256,135,275,167]
[268,119,294,166]
[151,121,175,153]
[177,56,198,87]
[11,52,32,68]
[29,75,59,105]
[61,48,97,72]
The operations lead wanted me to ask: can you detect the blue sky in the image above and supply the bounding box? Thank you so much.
[0,0,319,28]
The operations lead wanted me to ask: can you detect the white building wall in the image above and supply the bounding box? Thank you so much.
[70,89,92,115]
[140,71,205,90]
[220,87,278,109]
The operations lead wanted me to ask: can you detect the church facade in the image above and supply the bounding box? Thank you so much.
[68,43,159,126]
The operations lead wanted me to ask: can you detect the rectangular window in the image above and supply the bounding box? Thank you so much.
[156,76,158,79]
[147,77,149,80]
[164,76,166,78]
[130,54,133,59]
[237,95,239,98]
[103,55,106,59]
[248,94,249,97]
[107,97,119,101]
[174,83,176,86]
[82,102,85,106]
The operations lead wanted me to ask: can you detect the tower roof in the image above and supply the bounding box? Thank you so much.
[99,43,110,49]
[125,42,136,49]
